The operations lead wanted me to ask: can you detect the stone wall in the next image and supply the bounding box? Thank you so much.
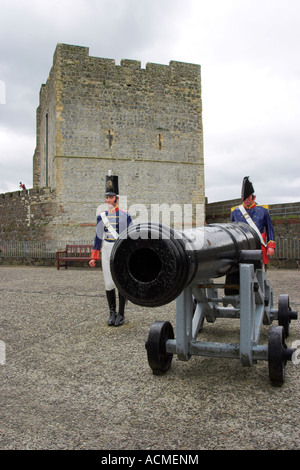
[0,189,57,242]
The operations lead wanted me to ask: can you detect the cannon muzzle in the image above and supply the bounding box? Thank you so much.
[110,222,261,307]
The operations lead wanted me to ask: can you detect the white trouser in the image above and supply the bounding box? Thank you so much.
[102,241,115,291]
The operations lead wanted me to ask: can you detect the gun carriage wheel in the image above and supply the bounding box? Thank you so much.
[278,294,297,338]
[268,326,292,387]
[145,321,174,375]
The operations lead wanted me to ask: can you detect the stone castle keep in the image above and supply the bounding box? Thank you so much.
[1,43,205,244]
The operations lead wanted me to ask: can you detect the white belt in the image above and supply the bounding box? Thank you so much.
[101,212,119,240]
[238,205,267,247]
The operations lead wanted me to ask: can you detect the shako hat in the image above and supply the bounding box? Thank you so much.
[105,170,119,196]
[241,176,255,201]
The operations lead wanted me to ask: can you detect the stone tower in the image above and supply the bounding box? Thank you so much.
[31,43,205,242]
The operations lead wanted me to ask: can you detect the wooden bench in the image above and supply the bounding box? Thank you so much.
[56,244,95,270]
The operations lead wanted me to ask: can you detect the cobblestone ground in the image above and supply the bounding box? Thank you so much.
[0,266,299,450]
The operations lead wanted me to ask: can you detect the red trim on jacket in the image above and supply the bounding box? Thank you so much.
[90,249,100,260]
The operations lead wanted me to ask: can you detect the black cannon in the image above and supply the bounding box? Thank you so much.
[110,222,298,386]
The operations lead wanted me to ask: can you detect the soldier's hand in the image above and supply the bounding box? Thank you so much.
[267,247,275,257]
[89,259,96,267]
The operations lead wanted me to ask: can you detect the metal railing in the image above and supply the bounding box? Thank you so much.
[1,238,299,260]
[275,237,300,260]
[269,205,300,219]
[0,241,92,259]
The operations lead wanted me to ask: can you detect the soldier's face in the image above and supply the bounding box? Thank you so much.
[244,195,255,208]
[105,195,118,210]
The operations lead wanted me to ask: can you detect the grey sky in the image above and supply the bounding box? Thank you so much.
[0,0,299,204]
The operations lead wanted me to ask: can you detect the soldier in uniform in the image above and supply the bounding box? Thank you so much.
[89,171,133,326]
[230,176,275,265]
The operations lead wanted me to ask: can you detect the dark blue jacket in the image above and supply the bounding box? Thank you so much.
[91,207,132,259]
[230,204,275,247]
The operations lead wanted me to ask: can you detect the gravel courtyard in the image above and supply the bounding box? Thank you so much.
[0,265,299,450]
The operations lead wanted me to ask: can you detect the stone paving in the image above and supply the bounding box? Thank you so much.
[0,266,299,450]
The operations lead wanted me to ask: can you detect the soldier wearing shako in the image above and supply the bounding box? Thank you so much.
[230,176,275,265]
[89,171,132,326]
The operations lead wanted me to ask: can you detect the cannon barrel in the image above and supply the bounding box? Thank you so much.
[110,222,261,307]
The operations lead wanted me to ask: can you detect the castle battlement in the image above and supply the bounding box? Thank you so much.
[49,43,200,82]
[0,187,55,200]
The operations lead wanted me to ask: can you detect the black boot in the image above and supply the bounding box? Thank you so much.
[114,292,126,327]
[106,289,117,326]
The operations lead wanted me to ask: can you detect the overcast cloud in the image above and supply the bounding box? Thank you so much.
[0,0,299,204]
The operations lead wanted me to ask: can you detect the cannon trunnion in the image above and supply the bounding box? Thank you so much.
[110,222,298,386]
